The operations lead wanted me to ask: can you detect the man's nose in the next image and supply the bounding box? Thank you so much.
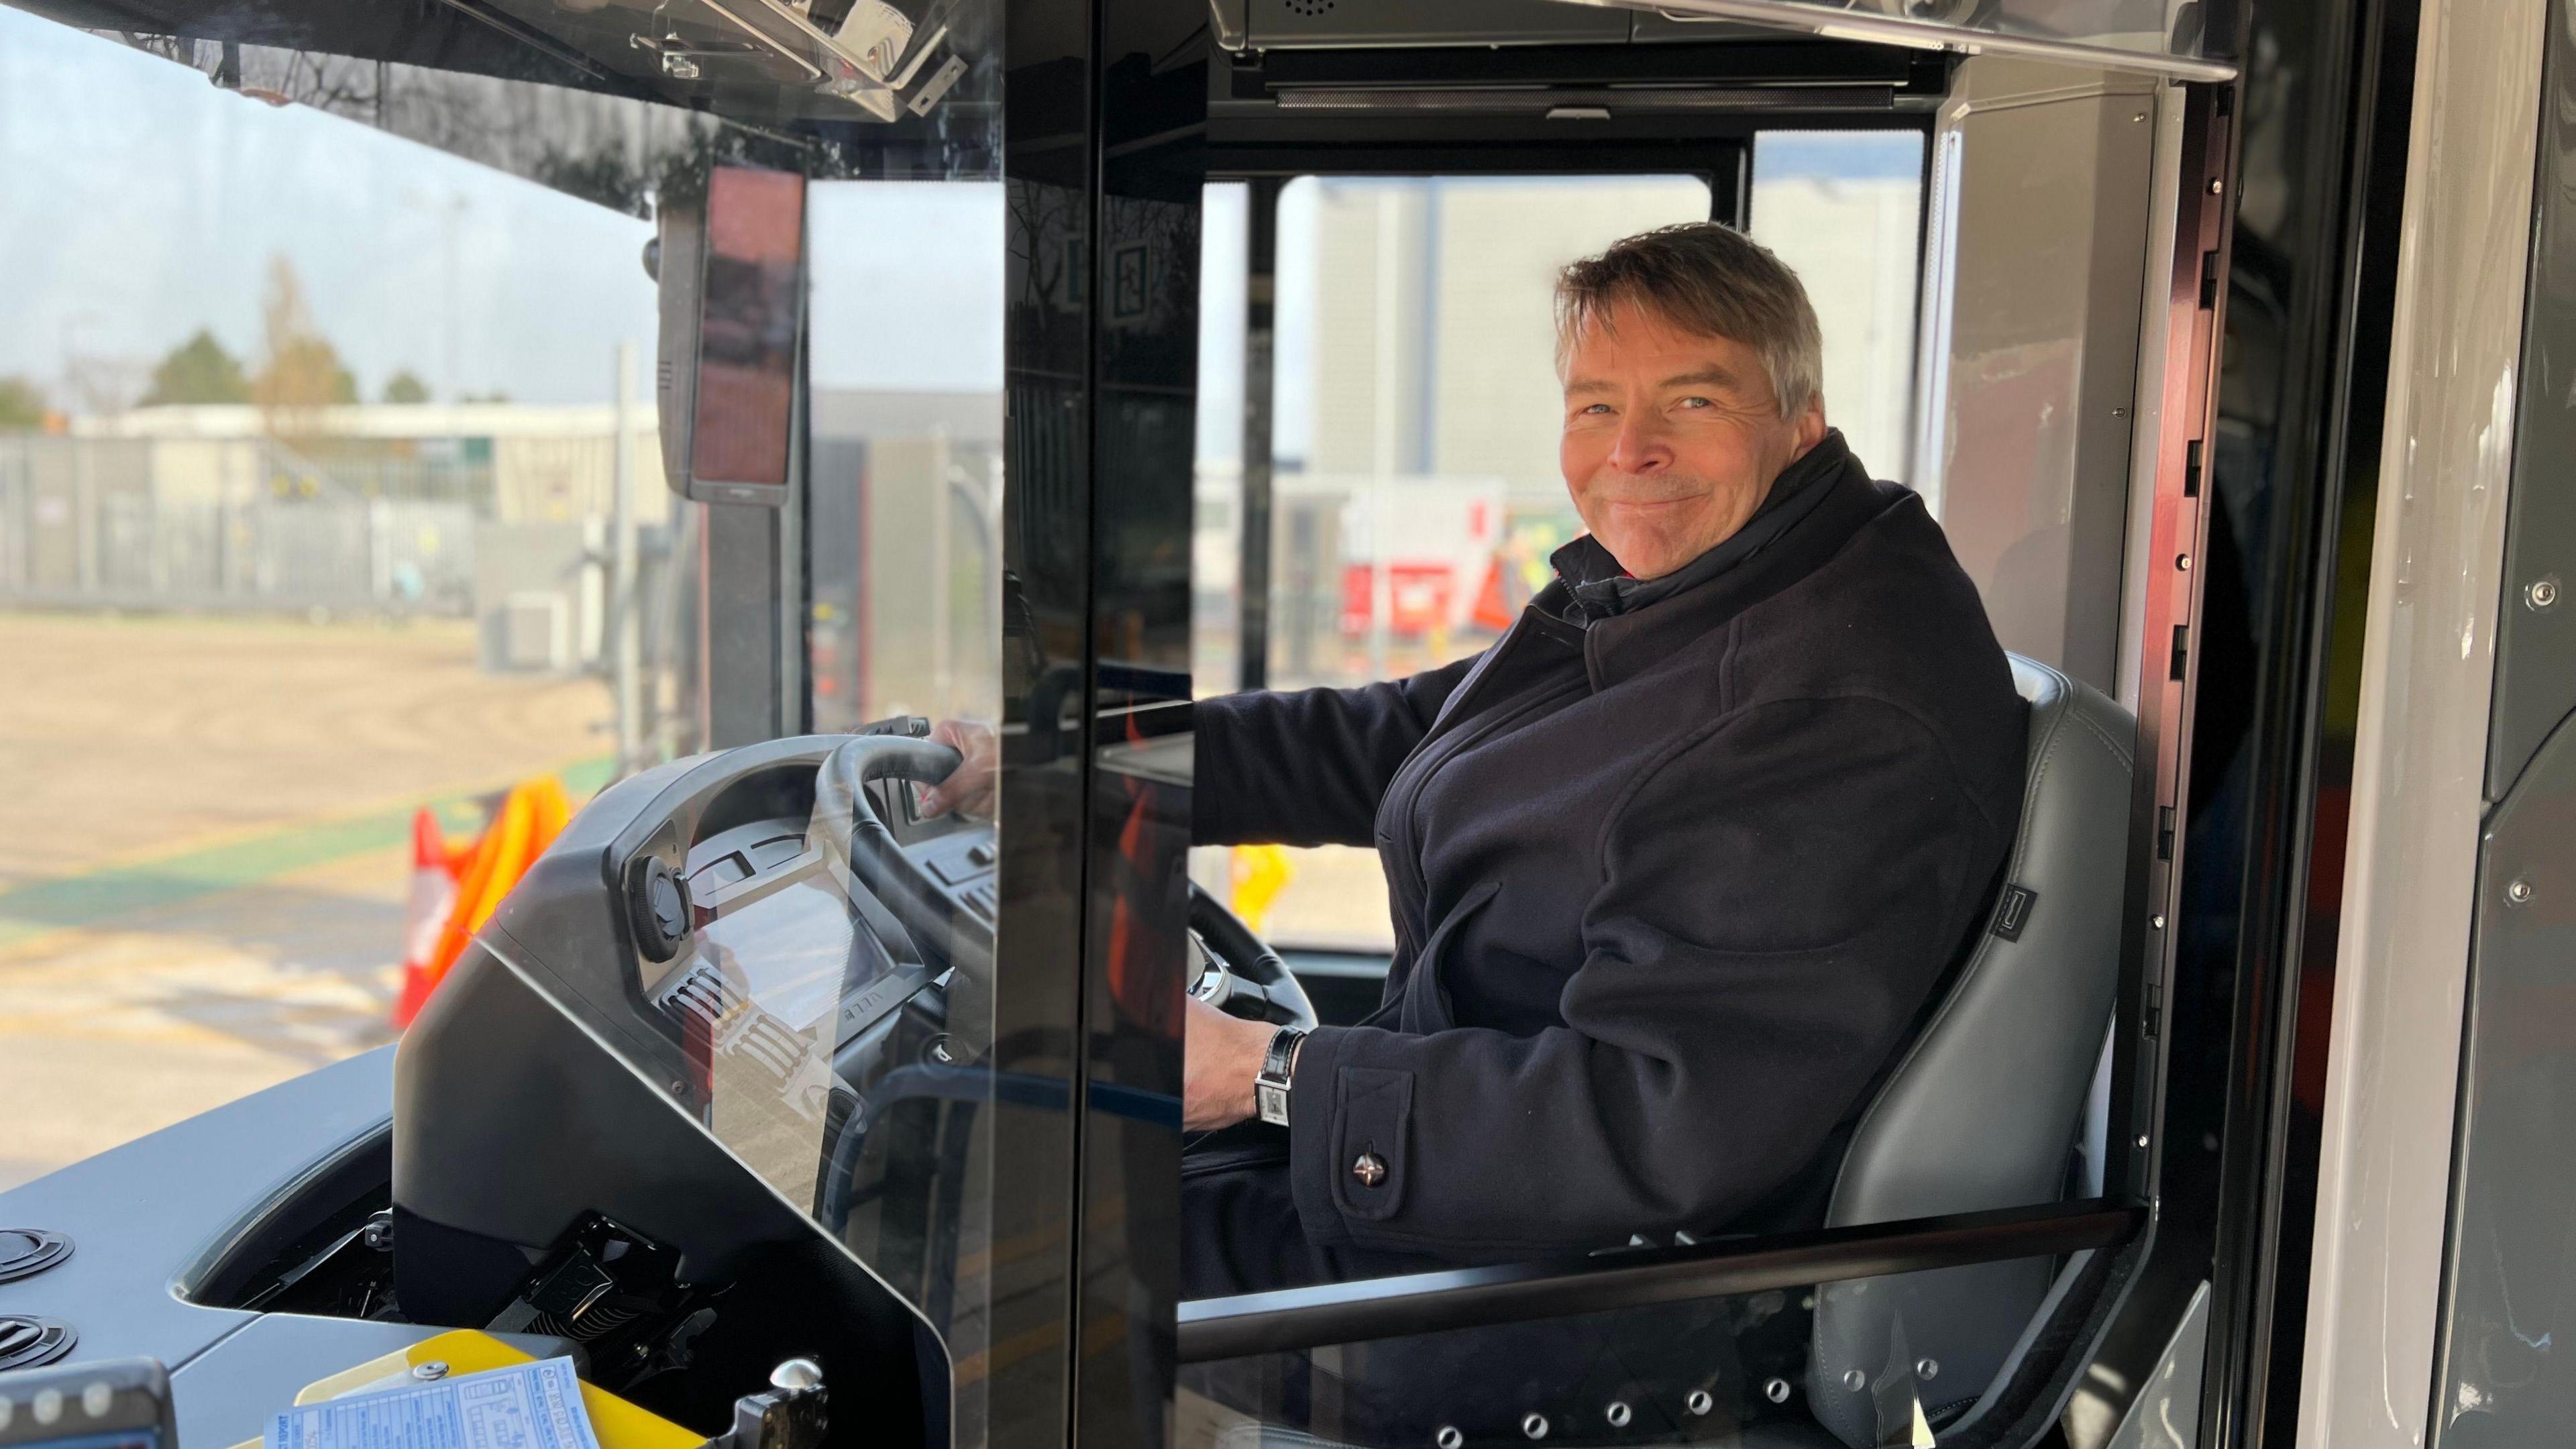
[1607,413,1672,474]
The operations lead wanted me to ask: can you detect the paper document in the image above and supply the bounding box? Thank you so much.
[264,1357,604,1449]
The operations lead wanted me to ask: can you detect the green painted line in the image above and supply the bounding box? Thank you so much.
[0,755,616,951]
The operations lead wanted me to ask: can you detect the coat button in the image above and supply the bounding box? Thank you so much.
[1352,1152,1388,1187]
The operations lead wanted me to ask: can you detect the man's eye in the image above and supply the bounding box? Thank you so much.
[1578,403,1613,415]
[1676,396,1713,410]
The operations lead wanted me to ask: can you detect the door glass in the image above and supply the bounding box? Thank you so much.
[1191,174,1713,953]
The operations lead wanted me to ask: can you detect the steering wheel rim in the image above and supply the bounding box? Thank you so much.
[1187,881,1318,1032]
[813,735,994,973]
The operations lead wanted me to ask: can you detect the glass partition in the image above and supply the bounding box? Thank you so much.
[0,1,1018,1442]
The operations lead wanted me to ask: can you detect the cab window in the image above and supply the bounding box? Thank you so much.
[1190,142,1927,966]
[1191,172,1719,957]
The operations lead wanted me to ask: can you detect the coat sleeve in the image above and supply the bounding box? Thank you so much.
[1191,652,1483,849]
[1282,694,2015,1257]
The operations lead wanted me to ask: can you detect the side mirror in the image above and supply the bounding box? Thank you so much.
[651,164,808,507]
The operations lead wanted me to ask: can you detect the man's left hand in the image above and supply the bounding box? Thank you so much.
[1184,994,1276,1132]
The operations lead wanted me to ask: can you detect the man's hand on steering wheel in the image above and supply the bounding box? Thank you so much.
[918,718,998,821]
[1183,994,1276,1132]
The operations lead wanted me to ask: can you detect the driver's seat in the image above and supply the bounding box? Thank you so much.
[1800,653,2133,1447]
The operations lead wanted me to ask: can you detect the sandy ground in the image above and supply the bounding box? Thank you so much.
[0,611,612,1191]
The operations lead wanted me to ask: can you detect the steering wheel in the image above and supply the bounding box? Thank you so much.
[812,734,994,973]
[1187,882,1318,1031]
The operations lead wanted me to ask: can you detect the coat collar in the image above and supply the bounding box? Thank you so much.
[1529,431,1896,691]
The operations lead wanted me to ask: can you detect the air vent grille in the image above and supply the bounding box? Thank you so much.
[0,1228,71,1284]
[659,965,804,1085]
[0,1315,75,1372]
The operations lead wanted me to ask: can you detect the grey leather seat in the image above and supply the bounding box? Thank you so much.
[1801,655,2134,1448]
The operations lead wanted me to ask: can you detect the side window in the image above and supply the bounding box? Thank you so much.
[1192,174,1717,955]
[0,13,660,1184]
[1746,130,1929,486]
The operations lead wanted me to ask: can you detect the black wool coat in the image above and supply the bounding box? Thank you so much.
[1187,433,2028,1280]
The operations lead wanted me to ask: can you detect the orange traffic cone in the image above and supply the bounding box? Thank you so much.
[398,777,576,1030]
[390,808,461,1029]
[1469,553,1518,632]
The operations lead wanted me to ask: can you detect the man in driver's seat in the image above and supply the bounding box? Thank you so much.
[1174,222,2029,1296]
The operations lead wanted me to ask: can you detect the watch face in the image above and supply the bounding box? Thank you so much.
[1256,1081,1291,1126]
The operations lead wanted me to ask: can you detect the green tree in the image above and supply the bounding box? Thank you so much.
[0,377,46,432]
[140,329,251,405]
[382,370,431,405]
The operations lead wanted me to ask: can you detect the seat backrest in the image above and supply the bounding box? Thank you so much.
[1805,655,2135,1448]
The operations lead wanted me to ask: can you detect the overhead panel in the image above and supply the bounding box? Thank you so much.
[1232,0,1625,47]
[1555,0,2239,81]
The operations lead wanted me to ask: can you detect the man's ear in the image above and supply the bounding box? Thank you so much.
[1789,396,1828,458]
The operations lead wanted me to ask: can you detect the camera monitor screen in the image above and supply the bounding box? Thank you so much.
[690,165,807,500]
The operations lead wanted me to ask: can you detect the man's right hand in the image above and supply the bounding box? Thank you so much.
[919,718,998,821]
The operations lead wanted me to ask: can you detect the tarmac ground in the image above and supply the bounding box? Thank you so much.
[0,610,612,1191]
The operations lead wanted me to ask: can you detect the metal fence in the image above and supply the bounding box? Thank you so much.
[0,435,477,616]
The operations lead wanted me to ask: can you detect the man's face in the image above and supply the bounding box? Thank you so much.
[1559,301,1827,580]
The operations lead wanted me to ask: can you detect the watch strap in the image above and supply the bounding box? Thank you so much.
[1255,1026,1305,1127]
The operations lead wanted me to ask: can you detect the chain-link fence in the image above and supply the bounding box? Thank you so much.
[0,435,478,616]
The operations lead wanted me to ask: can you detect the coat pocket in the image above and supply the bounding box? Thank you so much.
[1399,879,1501,1032]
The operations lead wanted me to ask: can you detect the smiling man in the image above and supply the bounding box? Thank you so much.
[1137,223,2030,1293]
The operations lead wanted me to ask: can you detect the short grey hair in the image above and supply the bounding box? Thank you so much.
[1554,222,1825,421]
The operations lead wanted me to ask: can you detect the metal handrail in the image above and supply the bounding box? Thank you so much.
[1175,1195,2144,1362]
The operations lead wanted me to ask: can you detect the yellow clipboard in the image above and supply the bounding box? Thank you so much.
[227,1329,704,1449]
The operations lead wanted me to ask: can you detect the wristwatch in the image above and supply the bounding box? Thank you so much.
[1256,1026,1307,1127]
